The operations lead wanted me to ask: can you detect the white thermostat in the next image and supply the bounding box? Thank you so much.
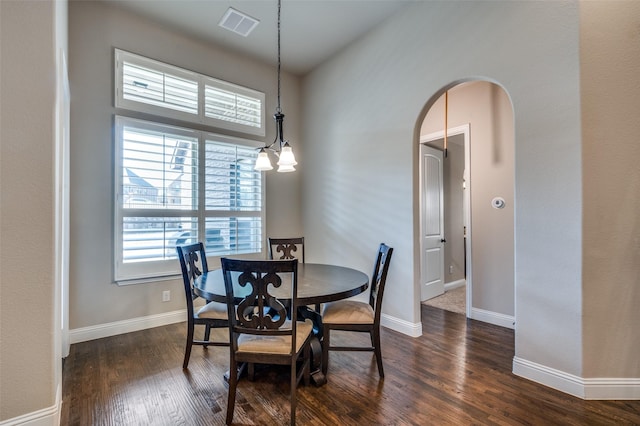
[491,197,506,209]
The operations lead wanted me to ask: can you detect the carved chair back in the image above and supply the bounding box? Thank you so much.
[221,258,300,349]
[176,242,209,314]
[268,237,305,263]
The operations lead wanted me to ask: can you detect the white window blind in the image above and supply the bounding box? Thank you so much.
[114,116,264,283]
[205,85,262,129]
[204,141,262,211]
[203,141,262,256]
[121,125,198,212]
[115,49,265,137]
[122,62,198,115]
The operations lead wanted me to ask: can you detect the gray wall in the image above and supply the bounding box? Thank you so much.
[301,0,581,381]
[68,1,302,330]
[0,0,67,421]
[581,1,640,380]
[423,82,515,317]
[4,1,639,421]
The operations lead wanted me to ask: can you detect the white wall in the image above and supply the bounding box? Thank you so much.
[302,0,583,389]
[68,0,301,330]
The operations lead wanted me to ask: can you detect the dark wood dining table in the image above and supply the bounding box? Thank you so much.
[193,262,369,385]
[193,262,369,306]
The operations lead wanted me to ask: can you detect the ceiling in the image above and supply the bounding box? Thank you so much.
[108,0,413,75]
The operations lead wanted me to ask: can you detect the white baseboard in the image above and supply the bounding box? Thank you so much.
[381,313,422,337]
[444,279,465,291]
[70,310,424,344]
[0,384,61,426]
[470,307,515,329]
[0,410,58,426]
[513,357,640,400]
[513,356,585,398]
[582,378,640,399]
[69,309,186,344]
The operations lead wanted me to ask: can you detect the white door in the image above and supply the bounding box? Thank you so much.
[420,145,445,301]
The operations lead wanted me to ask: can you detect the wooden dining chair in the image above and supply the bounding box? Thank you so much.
[221,258,313,426]
[268,237,305,262]
[268,237,319,313]
[176,243,229,369]
[321,243,393,378]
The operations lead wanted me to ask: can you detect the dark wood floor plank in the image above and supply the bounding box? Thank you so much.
[61,306,640,425]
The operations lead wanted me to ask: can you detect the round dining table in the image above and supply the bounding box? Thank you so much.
[193,262,369,306]
[192,262,369,386]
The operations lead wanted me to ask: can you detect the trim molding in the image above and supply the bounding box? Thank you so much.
[0,384,61,426]
[582,378,640,400]
[469,307,514,329]
[513,356,584,398]
[70,309,186,344]
[444,279,465,291]
[70,310,424,343]
[381,313,422,337]
[513,357,640,400]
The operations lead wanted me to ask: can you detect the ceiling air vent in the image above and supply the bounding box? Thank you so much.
[219,7,259,37]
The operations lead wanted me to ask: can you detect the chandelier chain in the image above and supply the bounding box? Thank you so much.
[254,0,296,172]
[276,0,282,113]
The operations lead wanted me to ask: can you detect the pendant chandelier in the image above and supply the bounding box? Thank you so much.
[254,0,297,172]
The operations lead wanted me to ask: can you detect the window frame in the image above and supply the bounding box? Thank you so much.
[114,49,266,137]
[114,116,266,285]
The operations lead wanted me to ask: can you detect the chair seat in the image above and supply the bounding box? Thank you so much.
[237,319,313,355]
[322,300,374,324]
[196,301,228,320]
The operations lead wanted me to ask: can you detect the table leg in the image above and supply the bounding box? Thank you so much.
[309,336,326,386]
[298,307,326,386]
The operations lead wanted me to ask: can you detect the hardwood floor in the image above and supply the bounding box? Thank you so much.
[61,305,640,425]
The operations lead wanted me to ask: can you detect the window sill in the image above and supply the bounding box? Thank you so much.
[116,273,180,286]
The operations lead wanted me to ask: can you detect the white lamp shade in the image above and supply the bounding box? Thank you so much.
[254,150,273,171]
[277,163,296,173]
[277,143,297,167]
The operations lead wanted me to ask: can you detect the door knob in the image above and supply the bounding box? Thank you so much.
[440,238,446,243]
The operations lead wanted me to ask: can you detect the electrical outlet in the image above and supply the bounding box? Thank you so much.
[162,290,170,302]
[449,265,454,274]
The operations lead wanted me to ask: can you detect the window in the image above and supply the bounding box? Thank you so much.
[115,49,265,137]
[114,116,264,283]
[113,50,268,284]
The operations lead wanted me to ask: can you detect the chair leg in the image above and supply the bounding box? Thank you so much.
[183,322,194,369]
[373,328,384,378]
[290,358,297,426]
[226,358,238,425]
[203,324,211,348]
[248,362,255,381]
[321,327,330,376]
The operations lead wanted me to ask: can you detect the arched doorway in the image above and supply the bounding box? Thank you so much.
[418,80,515,329]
